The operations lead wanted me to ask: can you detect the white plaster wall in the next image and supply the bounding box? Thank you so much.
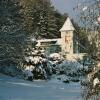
[61,31,74,54]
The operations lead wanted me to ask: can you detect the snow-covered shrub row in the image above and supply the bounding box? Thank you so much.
[23,47,89,81]
[49,53,92,76]
[51,60,91,77]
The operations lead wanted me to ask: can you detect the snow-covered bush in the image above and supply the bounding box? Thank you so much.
[49,53,63,61]
[48,57,85,76]
[93,78,100,87]
[23,47,90,81]
[23,47,53,80]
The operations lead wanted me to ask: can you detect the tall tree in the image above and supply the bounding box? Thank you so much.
[0,0,28,67]
[75,0,100,60]
[20,0,67,39]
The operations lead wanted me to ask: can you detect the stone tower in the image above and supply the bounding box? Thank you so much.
[60,17,75,54]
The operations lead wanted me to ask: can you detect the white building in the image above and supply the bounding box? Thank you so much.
[35,17,79,56]
[60,17,75,54]
[36,38,62,55]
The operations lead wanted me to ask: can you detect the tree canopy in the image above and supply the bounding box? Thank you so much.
[20,0,67,39]
[0,0,68,67]
[75,0,100,60]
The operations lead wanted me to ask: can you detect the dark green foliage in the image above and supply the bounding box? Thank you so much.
[0,0,28,67]
[0,0,68,69]
[20,0,68,39]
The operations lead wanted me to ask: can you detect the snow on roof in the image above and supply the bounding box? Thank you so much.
[37,38,60,42]
[36,38,62,46]
[60,17,75,31]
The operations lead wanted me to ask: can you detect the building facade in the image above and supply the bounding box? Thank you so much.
[36,38,62,55]
[60,17,75,54]
[35,17,79,56]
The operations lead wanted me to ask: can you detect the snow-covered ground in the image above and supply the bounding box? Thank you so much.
[0,74,82,100]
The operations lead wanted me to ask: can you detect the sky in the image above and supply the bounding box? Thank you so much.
[51,0,78,20]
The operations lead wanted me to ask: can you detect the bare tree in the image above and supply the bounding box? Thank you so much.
[74,0,100,60]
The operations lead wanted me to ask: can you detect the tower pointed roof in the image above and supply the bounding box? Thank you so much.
[60,17,75,32]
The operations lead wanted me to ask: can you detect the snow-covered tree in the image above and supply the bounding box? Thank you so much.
[0,0,29,68]
[23,44,88,81]
[20,0,67,39]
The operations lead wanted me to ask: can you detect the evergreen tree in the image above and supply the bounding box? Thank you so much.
[20,0,67,39]
[0,0,28,67]
[0,0,68,67]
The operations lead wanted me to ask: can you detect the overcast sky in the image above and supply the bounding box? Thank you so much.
[51,0,78,20]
